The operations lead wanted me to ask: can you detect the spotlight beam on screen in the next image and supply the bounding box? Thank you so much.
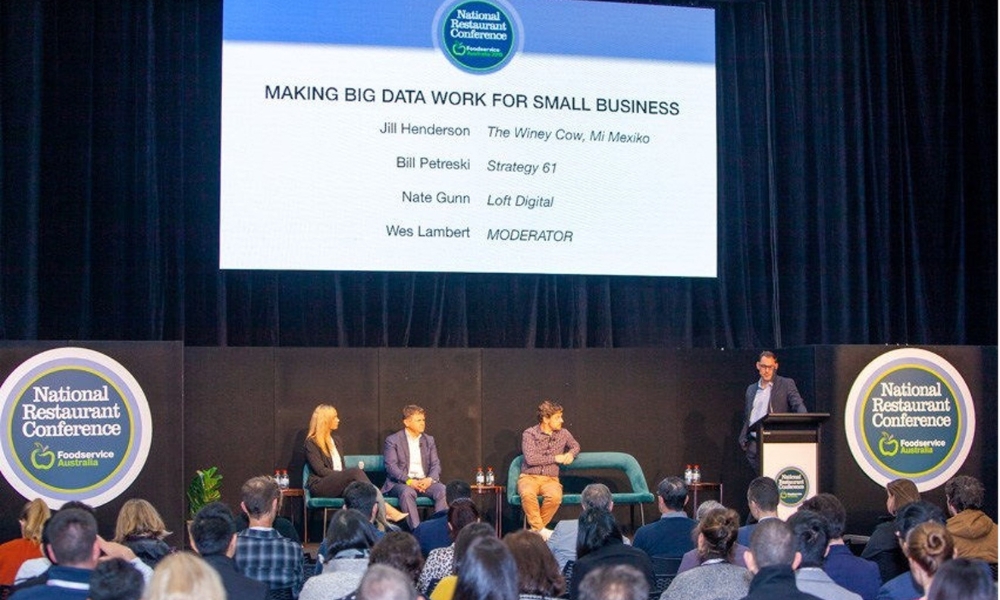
[219,0,717,277]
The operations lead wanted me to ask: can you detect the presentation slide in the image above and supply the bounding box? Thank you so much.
[220,0,717,277]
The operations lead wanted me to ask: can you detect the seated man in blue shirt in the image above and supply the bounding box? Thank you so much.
[800,493,880,600]
[632,476,697,558]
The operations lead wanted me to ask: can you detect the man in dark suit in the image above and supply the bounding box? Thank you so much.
[632,477,698,558]
[739,350,808,470]
[190,502,268,600]
[382,404,448,529]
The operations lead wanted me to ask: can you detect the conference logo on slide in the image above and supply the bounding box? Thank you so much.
[844,349,974,491]
[776,467,809,507]
[0,348,152,507]
[434,0,522,74]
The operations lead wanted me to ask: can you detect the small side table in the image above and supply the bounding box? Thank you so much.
[280,488,305,540]
[471,484,504,537]
[688,482,723,515]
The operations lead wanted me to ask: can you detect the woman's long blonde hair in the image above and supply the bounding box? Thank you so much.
[306,404,338,458]
[114,498,171,542]
[20,499,50,545]
[145,551,225,600]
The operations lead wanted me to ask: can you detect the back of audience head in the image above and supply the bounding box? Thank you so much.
[48,507,99,567]
[448,498,481,541]
[370,531,424,585]
[454,523,497,566]
[114,498,171,542]
[944,474,985,513]
[747,518,797,572]
[20,498,50,545]
[577,507,622,559]
[885,478,920,515]
[581,483,613,511]
[146,551,225,600]
[799,493,846,540]
[787,509,828,568]
[453,536,518,600]
[446,480,473,504]
[241,475,281,519]
[746,477,779,513]
[697,507,741,562]
[325,508,377,559]
[657,477,688,511]
[89,557,144,600]
[503,529,565,597]
[893,500,945,541]
[926,557,996,600]
[903,521,954,579]
[695,500,725,521]
[190,501,237,557]
[357,564,418,600]
[578,564,649,600]
[344,480,380,521]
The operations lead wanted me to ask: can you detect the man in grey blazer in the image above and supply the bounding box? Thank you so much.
[382,404,448,528]
[738,351,808,470]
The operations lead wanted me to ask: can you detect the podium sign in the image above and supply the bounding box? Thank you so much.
[757,413,829,519]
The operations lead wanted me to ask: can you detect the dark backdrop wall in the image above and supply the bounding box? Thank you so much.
[0,1,995,349]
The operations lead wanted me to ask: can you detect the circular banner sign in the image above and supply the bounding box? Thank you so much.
[434,0,522,74]
[776,467,809,507]
[0,348,152,507]
[845,349,974,491]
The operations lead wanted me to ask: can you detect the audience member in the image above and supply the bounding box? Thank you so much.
[578,565,649,600]
[788,510,860,600]
[415,480,472,557]
[504,529,565,599]
[926,557,996,600]
[661,507,750,600]
[861,479,919,583]
[0,499,49,586]
[418,499,481,595]
[943,475,997,563]
[144,552,225,600]
[742,519,820,600]
[876,501,945,600]
[569,508,654,600]
[902,522,953,600]
[547,483,615,571]
[632,477,697,558]
[738,477,780,547]
[453,536,518,600]
[429,523,495,600]
[113,499,173,568]
[10,508,100,600]
[300,508,377,600]
[369,532,425,589]
[800,493,879,600]
[189,501,268,600]
[357,564,418,600]
[382,405,449,529]
[676,500,748,574]
[518,400,581,535]
[87,558,143,600]
[235,475,304,597]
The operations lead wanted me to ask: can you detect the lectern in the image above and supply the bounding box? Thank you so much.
[757,412,829,518]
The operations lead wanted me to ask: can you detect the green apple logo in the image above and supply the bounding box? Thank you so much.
[452,42,467,57]
[878,432,899,457]
[30,442,55,470]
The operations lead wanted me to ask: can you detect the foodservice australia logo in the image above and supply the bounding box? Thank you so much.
[0,348,152,507]
[434,0,522,74]
[845,349,974,491]
[776,467,809,507]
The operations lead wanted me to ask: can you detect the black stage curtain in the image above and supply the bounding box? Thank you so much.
[1,1,995,348]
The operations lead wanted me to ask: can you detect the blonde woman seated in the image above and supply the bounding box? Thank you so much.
[114,498,174,568]
[660,507,750,600]
[146,551,225,600]
[0,498,49,586]
[305,405,407,524]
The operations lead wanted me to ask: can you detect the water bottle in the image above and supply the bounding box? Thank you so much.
[274,469,282,485]
[485,467,495,486]
[280,470,289,489]
[684,465,693,485]
[692,464,701,484]
[357,460,365,470]
[475,467,485,485]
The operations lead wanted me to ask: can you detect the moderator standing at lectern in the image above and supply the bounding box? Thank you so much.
[738,351,807,470]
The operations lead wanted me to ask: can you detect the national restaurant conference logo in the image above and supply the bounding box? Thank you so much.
[0,348,152,506]
[844,349,975,491]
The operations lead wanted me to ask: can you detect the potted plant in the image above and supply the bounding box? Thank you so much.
[187,466,222,520]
